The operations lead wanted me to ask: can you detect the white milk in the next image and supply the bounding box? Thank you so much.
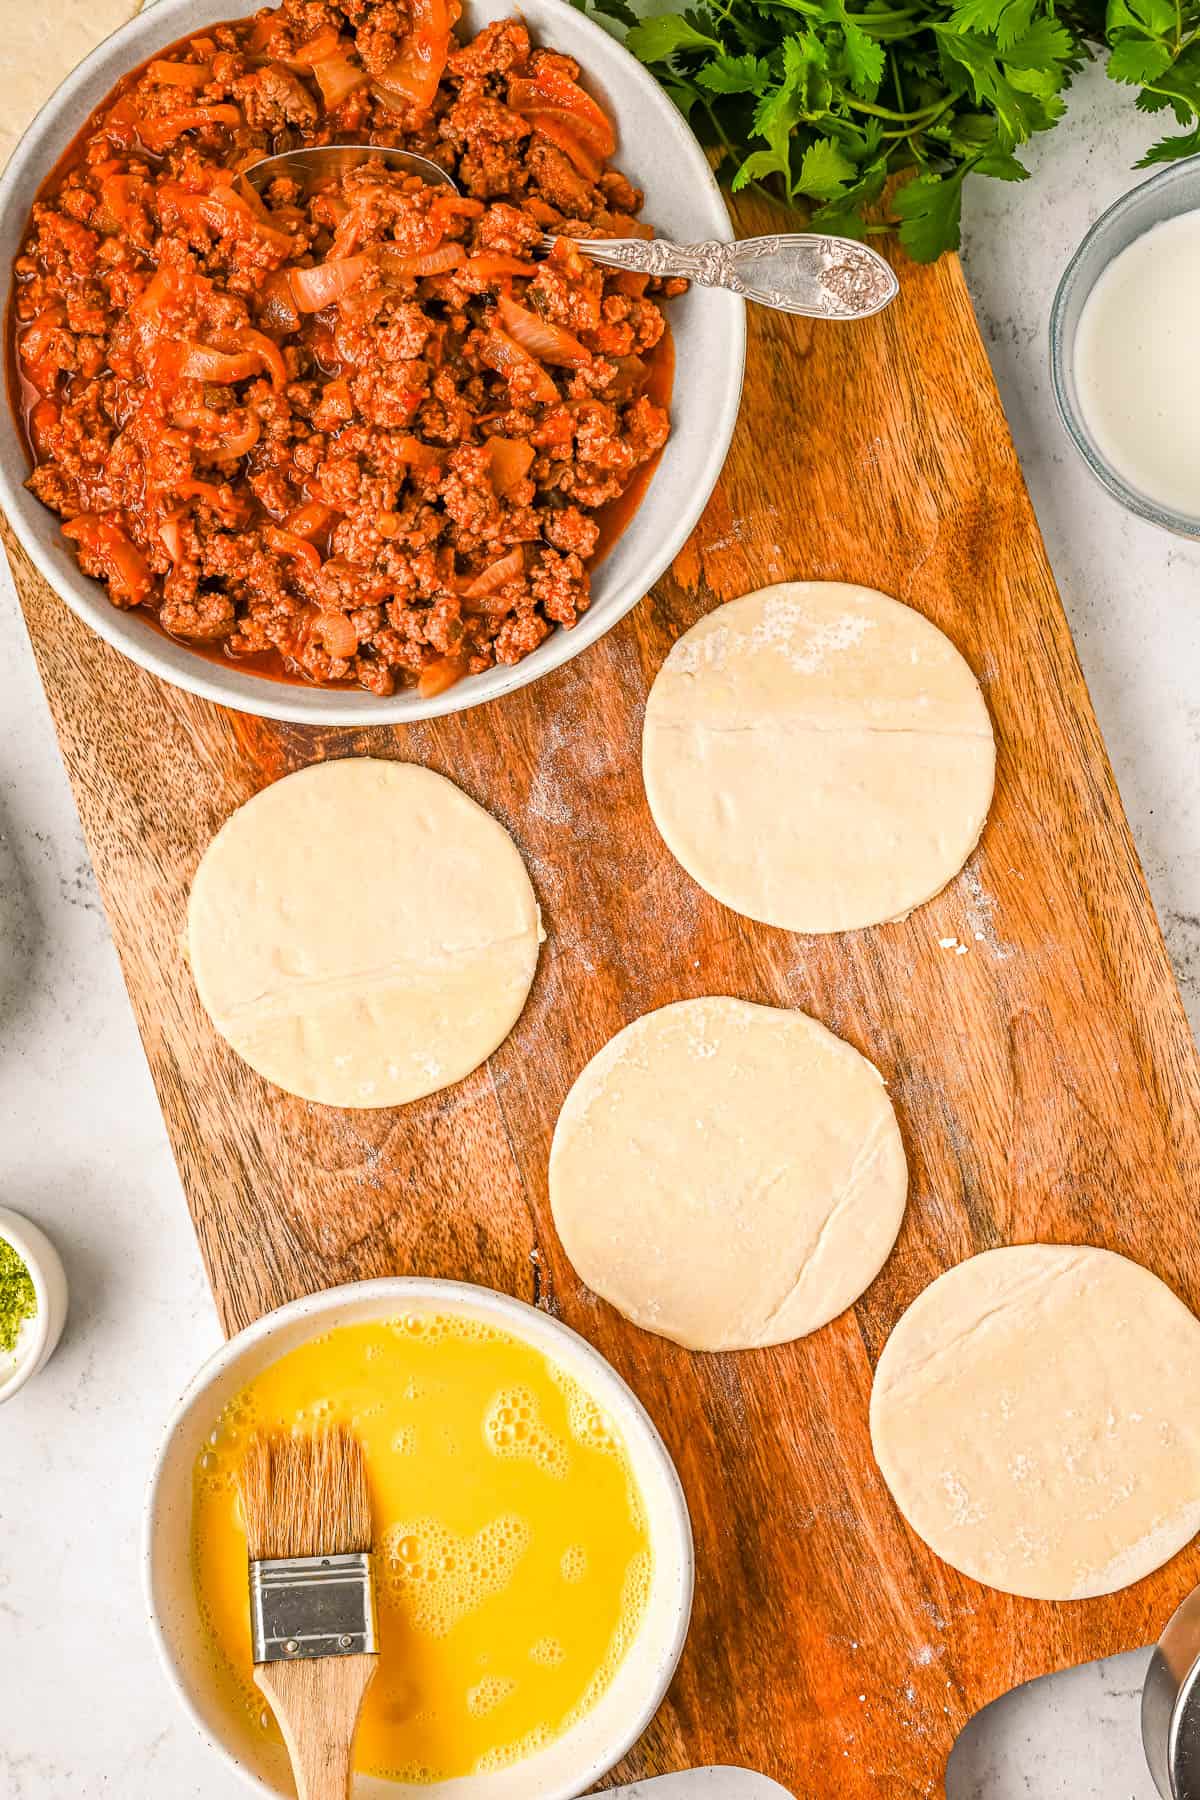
[1073,208,1200,517]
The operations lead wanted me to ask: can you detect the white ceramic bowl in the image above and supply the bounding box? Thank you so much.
[0,1205,69,1405]
[0,0,745,725]
[143,1277,694,1799]
[1050,157,1200,536]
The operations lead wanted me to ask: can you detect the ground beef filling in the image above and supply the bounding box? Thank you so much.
[11,2,678,696]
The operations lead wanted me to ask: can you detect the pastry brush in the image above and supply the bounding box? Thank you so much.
[238,1425,378,1800]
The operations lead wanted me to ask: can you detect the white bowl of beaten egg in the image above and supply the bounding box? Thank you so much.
[144,1278,693,1798]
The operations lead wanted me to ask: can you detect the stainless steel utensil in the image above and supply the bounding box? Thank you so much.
[1143,1584,1200,1797]
[246,144,899,322]
[612,1772,796,1798]
[537,229,897,320]
[245,144,458,194]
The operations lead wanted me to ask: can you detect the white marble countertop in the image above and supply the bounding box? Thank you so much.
[1,59,1194,1800]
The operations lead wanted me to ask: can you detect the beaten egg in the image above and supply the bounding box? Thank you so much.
[191,1313,651,1783]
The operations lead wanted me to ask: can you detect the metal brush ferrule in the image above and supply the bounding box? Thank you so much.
[249,1553,378,1664]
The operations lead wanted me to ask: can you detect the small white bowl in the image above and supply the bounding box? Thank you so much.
[0,1206,68,1405]
[143,1277,694,1799]
[0,0,745,726]
[1050,156,1200,536]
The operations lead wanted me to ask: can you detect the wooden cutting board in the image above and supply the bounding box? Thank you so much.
[8,206,1200,1798]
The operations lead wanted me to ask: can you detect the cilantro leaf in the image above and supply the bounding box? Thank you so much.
[949,0,1035,48]
[894,168,968,260]
[935,29,1045,141]
[732,142,791,190]
[947,0,1012,32]
[811,157,890,232]
[591,0,1200,257]
[752,32,829,141]
[1107,0,1176,37]
[696,50,774,91]
[999,17,1076,70]
[973,145,1030,175]
[623,15,722,61]
[1107,37,1174,82]
[1137,120,1200,160]
[1140,42,1200,109]
[795,135,859,195]
[842,18,887,94]
[662,78,701,116]
[568,0,638,28]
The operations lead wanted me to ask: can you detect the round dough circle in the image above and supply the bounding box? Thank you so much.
[549,997,907,1350]
[642,582,996,934]
[871,1245,1200,1600]
[187,759,541,1108]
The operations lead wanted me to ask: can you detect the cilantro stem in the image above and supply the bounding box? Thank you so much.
[699,90,778,204]
[708,0,776,47]
[890,48,906,110]
[1139,11,1200,89]
[844,5,922,22]
[879,98,956,136]
[701,93,740,160]
[844,94,952,121]
[707,0,742,31]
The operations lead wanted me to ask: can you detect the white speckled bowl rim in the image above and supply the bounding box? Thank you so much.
[0,0,746,724]
[0,1205,68,1405]
[142,1277,695,1799]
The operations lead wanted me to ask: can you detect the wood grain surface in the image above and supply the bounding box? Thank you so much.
[8,214,1200,1798]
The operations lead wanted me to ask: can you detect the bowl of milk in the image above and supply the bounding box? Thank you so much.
[1051,156,1200,534]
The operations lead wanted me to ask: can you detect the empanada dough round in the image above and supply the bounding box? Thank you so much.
[187,759,541,1108]
[642,582,996,934]
[549,997,907,1350]
[871,1245,1200,1600]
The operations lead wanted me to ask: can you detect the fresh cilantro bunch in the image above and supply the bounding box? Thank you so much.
[572,0,1200,259]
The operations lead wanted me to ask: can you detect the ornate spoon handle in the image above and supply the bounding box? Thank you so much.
[552,232,899,321]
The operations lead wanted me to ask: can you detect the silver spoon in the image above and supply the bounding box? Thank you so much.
[246,144,899,322]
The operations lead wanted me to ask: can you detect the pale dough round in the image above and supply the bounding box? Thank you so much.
[187,759,542,1108]
[3,0,144,170]
[642,582,996,934]
[549,997,907,1350]
[871,1245,1200,1600]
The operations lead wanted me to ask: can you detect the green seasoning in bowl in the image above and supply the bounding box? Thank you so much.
[0,1236,37,1356]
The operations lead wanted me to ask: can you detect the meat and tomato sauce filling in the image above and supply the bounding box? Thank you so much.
[11,1,679,696]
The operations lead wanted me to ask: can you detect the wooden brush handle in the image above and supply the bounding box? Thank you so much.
[255,1655,377,1800]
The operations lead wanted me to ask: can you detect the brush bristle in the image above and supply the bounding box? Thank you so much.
[238,1425,372,1562]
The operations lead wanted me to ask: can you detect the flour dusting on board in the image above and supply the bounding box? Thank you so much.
[347,1135,386,1189]
[957,860,1014,963]
[668,592,875,677]
[520,651,705,986]
[527,764,573,827]
[524,683,607,831]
